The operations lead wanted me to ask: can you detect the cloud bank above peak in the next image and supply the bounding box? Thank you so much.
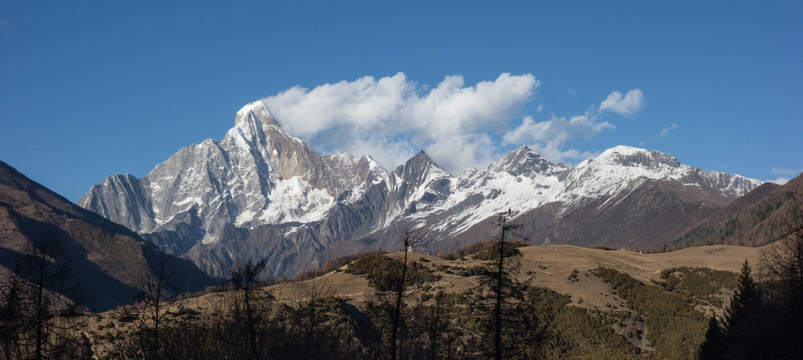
[599,89,644,116]
[262,73,643,174]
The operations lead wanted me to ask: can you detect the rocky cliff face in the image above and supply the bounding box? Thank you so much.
[80,101,764,279]
[81,101,384,251]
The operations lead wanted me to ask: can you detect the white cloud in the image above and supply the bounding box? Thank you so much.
[344,138,418,172]
[261,73,641,174]
[771,177,790,185]
[426,133,497,173]
[659,123,679,137]
[771,167,800,175]
[503,114,613,148]
[263,73,413,138]
[768,168,800,185]
[528,142,600,164]
[599,89,644,116]
[501,91,619,163]
[263,72,538,174]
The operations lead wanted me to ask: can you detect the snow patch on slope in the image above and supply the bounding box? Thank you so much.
[261,177,335,223]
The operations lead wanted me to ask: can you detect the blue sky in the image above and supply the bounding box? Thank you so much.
[1,1,801,202]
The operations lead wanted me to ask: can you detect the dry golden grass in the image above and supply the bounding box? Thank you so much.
[87,243,764,318]
[79,243,764,356]
[270,243,763,310]
[518,244,762,309]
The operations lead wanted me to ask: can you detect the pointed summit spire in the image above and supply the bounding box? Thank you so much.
[406,150,443,170]
[413,150,431,159]
[393,150,451,184]
[489,145,561,177]
[234,100,282,128]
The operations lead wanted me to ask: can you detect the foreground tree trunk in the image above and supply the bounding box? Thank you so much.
[389,230,426,360]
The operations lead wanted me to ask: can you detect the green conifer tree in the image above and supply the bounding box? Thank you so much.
[698,316,723,360]
[720,260,762,359]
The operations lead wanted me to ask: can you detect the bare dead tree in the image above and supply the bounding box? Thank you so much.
[0,216,26,359]
[388,229,429,360]
[760,202,803,304]
[135,249,179,360]
[491,210,520,360]
[415,290,460,360]
[288,274,337,360]
[229,258,271,359]
[21,232,85,360]
[0,265,26,359]
[471,209,540,360]
[756,200,803,357]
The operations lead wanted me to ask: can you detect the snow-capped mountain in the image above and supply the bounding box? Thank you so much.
[80,101,384,253]
[562,145,759,200]
[79,101,763,279]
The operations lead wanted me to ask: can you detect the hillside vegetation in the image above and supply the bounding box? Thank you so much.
[33,242,762,360]
[672,174,802,249]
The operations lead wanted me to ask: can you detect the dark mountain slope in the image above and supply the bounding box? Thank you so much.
[672,173,801,248]
[0,160,213,312]
[432,178,737,252]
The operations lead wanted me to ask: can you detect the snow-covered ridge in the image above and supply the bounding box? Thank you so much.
[79,100,765,278]
[565,145,761,200]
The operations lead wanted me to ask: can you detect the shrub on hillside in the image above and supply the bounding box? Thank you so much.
[293,250,388,281]
[437,239,529,260]
[346,253,438,291]
[472,239,527,261]
[593,267,709,359]
[656,266,738,297]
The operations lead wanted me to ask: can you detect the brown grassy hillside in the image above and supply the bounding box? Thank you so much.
[79,243,764,359]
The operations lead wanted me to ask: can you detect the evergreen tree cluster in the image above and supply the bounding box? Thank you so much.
[699,208,803,360]
[699,260,803,359]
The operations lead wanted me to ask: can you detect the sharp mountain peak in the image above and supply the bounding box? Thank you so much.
[78,101,765,280]
[234,100,281,129]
